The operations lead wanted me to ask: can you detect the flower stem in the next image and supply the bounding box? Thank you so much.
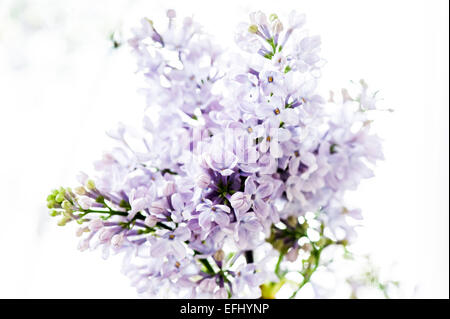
[275,252,284,279]
[199,258,215,275]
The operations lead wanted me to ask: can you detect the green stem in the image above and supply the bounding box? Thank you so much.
[81,209,127,216]
[199,258,215,275]
[289,245,325,299]
[156,222,174,231]
[193,250,216,275]
[275,252,284,279]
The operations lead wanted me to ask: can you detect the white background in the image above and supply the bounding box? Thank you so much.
[0,0,448,298]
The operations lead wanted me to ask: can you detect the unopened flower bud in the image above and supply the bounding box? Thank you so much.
[74,186,86,196]
[287,216,298,228]
[61,200,72,212]
[88,219,104,232]
[86,179,96,191]
[54,193,64,203]
[98,228,114,243]
[286,247,299,262]
[62,210,73,218]
[144,215,157,227]
[252,11,268,26]
[111,232,125,249]
[49,209,60,217]
[144,18,153,26]
[57,216,70,226]
[78,238,89,252]
[167,9,176,19]
[162,181,176,197]
[76,226,89,237]
[272,20,283,34]
[47,200,56,209]
[196,173,211,189]
[269,13,279,22]
[150,200,166,215]
[78,196,93,210]
[301,243,313,252]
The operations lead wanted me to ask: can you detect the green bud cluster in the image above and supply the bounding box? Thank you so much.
[47,183,134,228]
[47,187,76,226]
[46,187,67,209]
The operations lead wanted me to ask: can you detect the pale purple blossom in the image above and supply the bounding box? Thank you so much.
[151,226,191,260]
[47,9,386,299]
[196,199,231,231]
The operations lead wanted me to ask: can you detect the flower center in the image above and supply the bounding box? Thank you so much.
[268,76,273,83]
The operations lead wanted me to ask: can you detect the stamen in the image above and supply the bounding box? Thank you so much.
[274,108,280,115]
[268,76,274,83]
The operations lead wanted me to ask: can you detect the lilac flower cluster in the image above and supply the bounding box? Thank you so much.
[47,10,384,298]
